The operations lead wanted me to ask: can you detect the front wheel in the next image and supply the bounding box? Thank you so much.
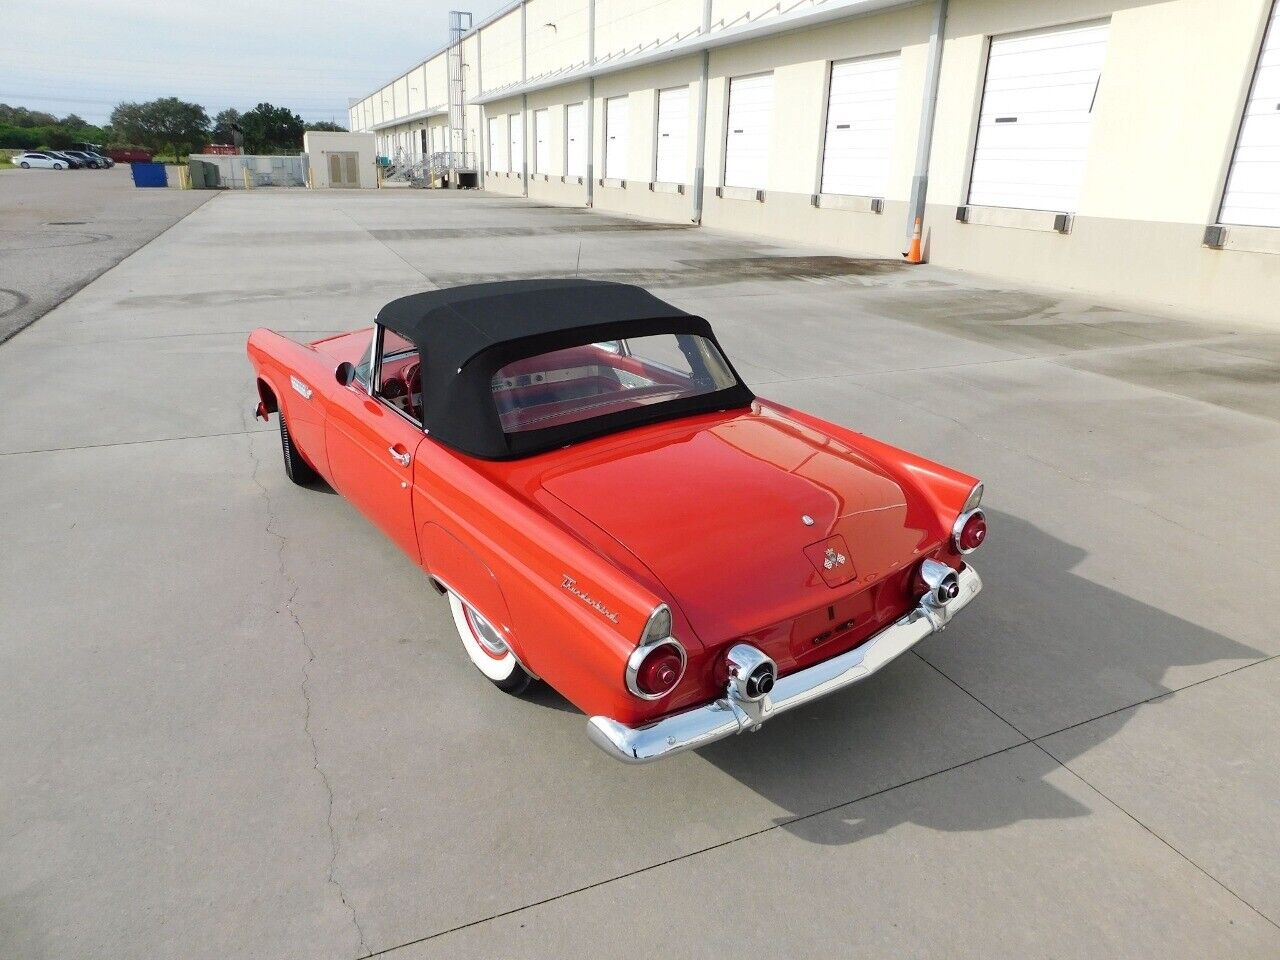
[20,161,30,168]
[447,592,534,694]
[53,163,64,170]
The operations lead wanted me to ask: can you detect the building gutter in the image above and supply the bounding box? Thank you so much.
[470,0,920,105]
[369,106,448,131]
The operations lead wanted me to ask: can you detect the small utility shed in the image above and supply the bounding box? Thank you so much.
[303,131,378,188]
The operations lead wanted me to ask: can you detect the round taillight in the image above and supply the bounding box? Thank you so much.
[956,510,987,554]
[635,645,684,697]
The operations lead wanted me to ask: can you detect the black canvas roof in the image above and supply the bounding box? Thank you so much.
[376,279,694,374]
[374,280,753,459]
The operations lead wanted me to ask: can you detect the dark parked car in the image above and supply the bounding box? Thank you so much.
[61,150,106,169]
[45,151,84,169]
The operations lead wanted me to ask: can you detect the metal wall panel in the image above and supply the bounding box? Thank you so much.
[968,21,1110,212]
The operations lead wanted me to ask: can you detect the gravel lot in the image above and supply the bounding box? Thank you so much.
[2,184,1278,960]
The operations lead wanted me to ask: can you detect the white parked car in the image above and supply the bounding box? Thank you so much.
[13,152,69,170]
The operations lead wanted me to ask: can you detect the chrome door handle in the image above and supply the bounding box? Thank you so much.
[388,447,411,467]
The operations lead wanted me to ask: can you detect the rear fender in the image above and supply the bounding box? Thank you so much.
[760,400,980,529]
[420,523,524,664]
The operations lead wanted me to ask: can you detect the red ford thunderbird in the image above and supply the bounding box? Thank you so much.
[247,280,985,762]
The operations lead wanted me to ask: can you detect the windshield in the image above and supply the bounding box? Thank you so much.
[492,333,738,435]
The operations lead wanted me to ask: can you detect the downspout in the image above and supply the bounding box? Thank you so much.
[521,0,529,197]
[690,0,713,223]
[477,30,486,189]
[905,0,948,257]
[585,0,597,208]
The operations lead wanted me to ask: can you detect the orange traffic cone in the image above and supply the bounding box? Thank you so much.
[904,217,924,264]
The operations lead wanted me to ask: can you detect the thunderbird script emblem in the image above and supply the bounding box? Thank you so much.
[823,547,847,570]
[561,574,620,623]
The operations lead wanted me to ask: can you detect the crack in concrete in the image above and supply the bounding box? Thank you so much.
[247,432,372,959]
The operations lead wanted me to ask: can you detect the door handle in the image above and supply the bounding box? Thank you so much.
[388,446,411,467]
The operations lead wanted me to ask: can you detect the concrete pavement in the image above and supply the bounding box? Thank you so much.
[1,186,1277,959]
[0,166,209,343]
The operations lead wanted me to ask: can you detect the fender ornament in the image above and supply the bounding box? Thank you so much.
[561,575,620,624]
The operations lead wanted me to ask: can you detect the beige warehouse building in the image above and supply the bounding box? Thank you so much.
[351,0,1280,324]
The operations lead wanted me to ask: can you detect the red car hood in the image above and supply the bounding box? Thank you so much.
[538,406,939,649]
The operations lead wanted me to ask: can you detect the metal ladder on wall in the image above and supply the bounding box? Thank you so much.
[445,10,474,183]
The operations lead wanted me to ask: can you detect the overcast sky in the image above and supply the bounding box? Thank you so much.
[0,0,507,126]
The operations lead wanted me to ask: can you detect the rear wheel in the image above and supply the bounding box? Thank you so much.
[279,412,317,485]
[448,592,534,694]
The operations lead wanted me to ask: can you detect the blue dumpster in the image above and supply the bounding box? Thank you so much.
[130,162,168,188]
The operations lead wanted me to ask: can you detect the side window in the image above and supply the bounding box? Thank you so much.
[375,328,423,425]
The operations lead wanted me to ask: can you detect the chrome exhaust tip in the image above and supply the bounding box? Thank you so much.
[726,643,777,703]
[920,558,961,606]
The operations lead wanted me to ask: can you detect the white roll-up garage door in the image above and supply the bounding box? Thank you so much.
[509,113,525,175]
[820,53,901,198]
[487,116,506,172]
[1221,2,1280,226]
[605,97,630,180]
[724,73,773,189]
[566,102,586,177]
[968,21,1110,212]
[655,86,690,184]
[534,109,550,175]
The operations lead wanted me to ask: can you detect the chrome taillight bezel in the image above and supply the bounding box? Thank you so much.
[952,508,987,555]
[626,604,687,700]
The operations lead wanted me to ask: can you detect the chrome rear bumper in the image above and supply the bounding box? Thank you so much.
[587,564,982,763]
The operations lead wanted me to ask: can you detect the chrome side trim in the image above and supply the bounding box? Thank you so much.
[587,564,982,763]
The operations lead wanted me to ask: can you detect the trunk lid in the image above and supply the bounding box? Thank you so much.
[539,406,939,668]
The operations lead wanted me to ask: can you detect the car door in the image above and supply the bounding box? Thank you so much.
[324,325,426,561]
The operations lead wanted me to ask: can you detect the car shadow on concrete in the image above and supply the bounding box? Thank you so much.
[688,510,1262,846]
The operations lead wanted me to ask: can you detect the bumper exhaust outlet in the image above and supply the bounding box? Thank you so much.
[587,563,982,763]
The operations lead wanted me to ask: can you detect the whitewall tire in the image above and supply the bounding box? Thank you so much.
[447,591,534,694]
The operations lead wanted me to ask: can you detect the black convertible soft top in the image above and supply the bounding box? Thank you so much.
[375,279,754,459]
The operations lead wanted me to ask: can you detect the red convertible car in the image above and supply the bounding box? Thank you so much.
[247,280,985,762]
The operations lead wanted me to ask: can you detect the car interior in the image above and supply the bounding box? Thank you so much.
[491,335,735,434]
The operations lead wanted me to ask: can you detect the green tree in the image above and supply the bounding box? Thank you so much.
[109,98,209,159]
[304,120,347,132]
[239,102,304,153]
[212,108,242,144]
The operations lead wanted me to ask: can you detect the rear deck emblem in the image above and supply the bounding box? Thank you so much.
[801,515,815,526]
[823,547,847,570]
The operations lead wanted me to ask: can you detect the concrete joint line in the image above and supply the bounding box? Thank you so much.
[1034,738,1280,932]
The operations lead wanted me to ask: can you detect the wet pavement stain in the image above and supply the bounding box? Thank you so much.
[369,222,699,240]
[859,287,1227,353]
[428,256,908,289]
